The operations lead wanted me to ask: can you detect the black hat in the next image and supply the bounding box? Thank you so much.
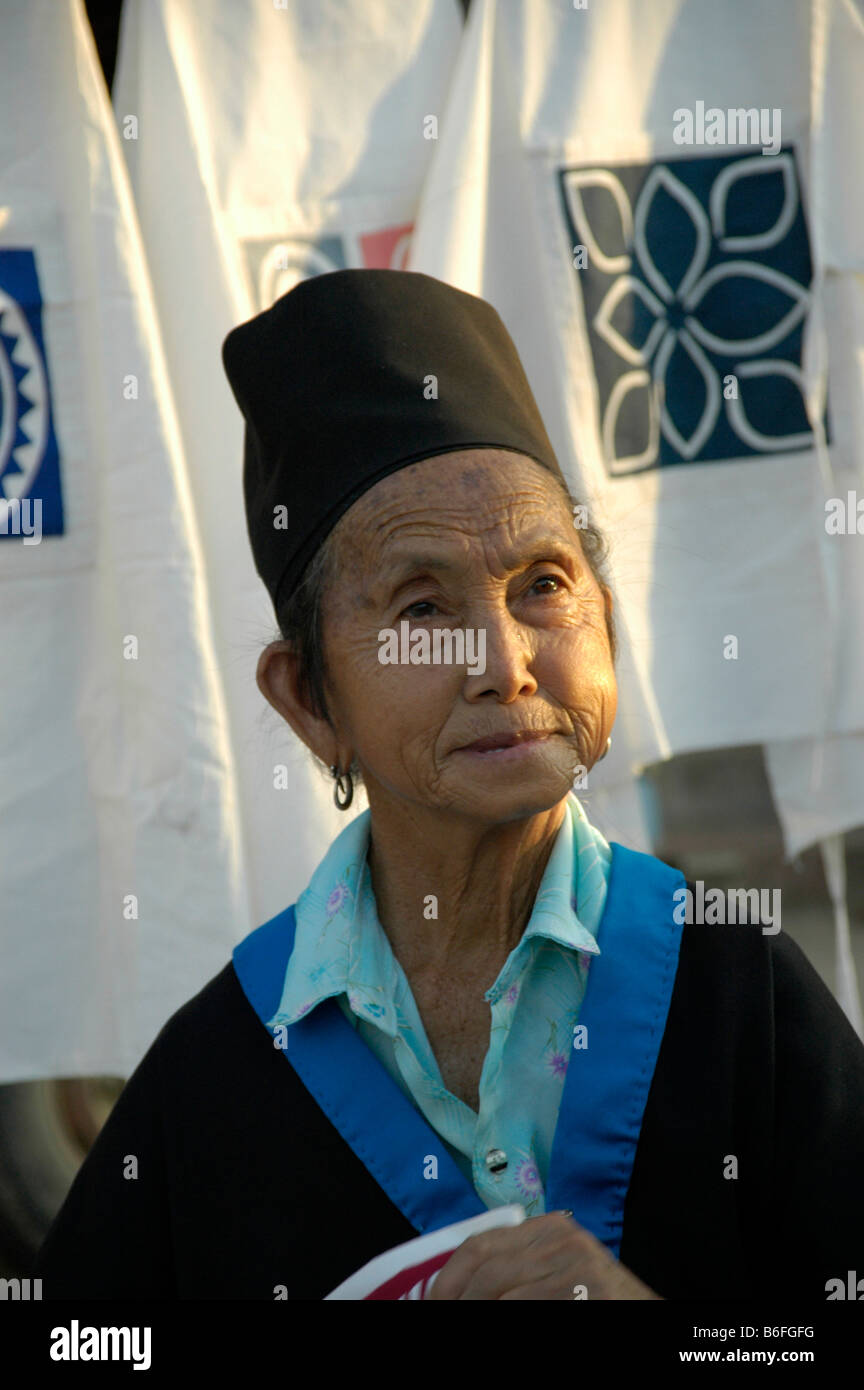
[222,269,565,612]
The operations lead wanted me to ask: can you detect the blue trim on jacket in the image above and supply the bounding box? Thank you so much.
[233,841,685,1253]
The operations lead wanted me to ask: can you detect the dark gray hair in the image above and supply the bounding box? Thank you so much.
[274,477,616,783]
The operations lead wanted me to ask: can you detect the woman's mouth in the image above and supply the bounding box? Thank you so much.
[454,731,556,759]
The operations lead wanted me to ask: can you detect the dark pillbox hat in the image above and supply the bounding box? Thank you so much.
[221,268,565,612]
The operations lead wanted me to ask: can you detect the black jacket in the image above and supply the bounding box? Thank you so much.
[33,897,864,1301]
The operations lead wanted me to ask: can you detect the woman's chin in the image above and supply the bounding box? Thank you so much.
[444,766,572,820]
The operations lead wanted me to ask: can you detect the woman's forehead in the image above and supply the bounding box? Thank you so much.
[324,451,580,599]
[340,449,568,538]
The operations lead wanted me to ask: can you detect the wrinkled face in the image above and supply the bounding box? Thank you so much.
[319,450,617,824]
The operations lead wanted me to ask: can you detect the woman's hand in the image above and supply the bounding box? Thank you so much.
[425,1211,663,1300]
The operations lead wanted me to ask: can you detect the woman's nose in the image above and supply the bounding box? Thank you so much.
[461,610,538,701]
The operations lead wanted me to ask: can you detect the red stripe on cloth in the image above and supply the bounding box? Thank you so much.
[363,1248,456,1300]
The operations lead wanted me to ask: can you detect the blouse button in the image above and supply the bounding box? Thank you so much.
[485,1147,508,1173]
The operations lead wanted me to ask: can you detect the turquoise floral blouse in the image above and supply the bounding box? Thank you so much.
[266,793,611,1216]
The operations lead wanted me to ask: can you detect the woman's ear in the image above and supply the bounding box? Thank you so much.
[601,585,616,655]
[256,641,339,768]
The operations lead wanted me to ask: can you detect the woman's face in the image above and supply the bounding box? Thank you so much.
[316,449,617,824]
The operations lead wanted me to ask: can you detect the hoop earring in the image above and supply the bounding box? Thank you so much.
[598,735,612,762]
[330,763,354,811]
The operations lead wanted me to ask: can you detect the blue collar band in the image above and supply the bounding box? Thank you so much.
[233,841,685,1251]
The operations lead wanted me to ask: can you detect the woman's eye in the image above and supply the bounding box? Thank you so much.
[401,600,438,619]
[530,574,563,595]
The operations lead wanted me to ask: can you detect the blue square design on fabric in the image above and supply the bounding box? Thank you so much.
[0,248,64,535]
[557,147,829,475]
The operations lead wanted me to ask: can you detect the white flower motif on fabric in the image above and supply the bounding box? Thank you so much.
[565,154,817,473]
[561,168,634,275]
[709,153,798,253]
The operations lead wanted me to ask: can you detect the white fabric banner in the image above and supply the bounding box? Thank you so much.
[761,270,864,856]
[410,0,864,842]
[0,0,248,1081]
[111,0,463,930]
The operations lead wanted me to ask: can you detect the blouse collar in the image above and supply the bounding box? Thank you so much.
[267,794,602,1037]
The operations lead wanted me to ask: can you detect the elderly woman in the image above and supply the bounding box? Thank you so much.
[36,271,864,1301]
